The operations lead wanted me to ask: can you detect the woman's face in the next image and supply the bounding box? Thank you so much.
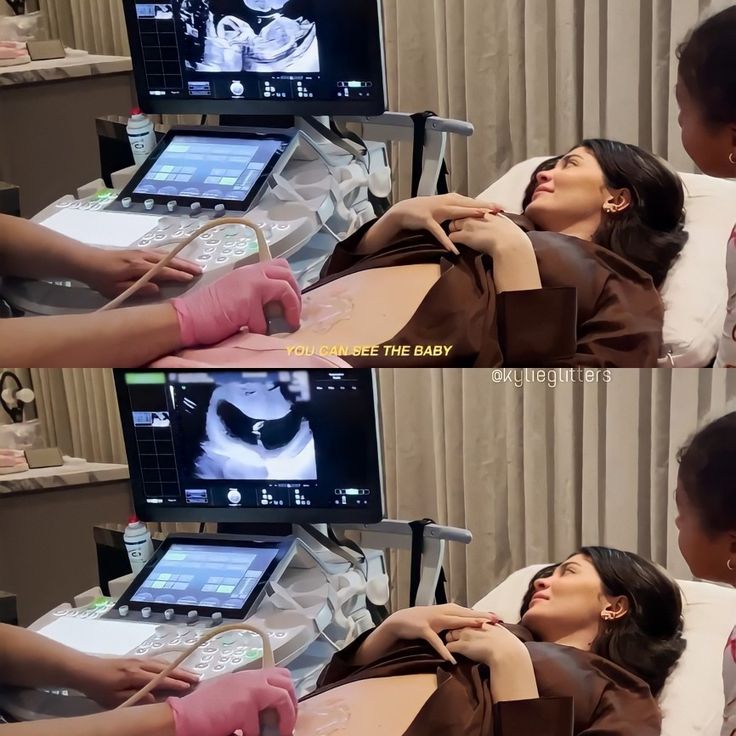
[676,78,735,178]
[523,147,622,235]
[674,478,734,584]
[521,554,615,638]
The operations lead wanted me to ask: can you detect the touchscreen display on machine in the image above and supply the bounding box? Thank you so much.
[132,134,286,203]
[130,542,278,609]
[114,369,384,524]
[121,129,292,209]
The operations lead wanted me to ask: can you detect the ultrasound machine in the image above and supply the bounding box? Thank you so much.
[0,369,471,722]
[0,0,474,316]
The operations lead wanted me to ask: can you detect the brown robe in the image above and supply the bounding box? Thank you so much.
[306,217,664,367]
[305,626,661,736]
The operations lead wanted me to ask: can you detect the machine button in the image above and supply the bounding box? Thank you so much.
[195,663,208,669]
[214,204,226,217]
[187,610,199,623]
[213,664,226,672]
[144,199,155,211]
[154,233,167,241]
[141,607,152,619]
[135,647,148,655]
[216,256,228,264]
[152,642,163,648]
[122,197,132,209]
[203,646,217,653]
[164,608,175,621]
[198,254,211,261]
[204,246,216,254]
[167,200,178,212]
[231,657,242,665]
[190,202,202,215]
[211,612,223,626]
[245,649,261,659]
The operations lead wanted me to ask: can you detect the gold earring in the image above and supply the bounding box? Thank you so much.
[727,559,735,571]
[601,611,614,621]
[730,153,736,166]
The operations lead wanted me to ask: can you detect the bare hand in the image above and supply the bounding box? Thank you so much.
[448,212,527,256]
[446,622,526,666]
[82,248,203,299]
[386,195,503,254]
[76,656,199,708]
[383,604,499,664]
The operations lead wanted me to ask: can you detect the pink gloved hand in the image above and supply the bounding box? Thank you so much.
[168,668,298,736]
[171,260,302,347]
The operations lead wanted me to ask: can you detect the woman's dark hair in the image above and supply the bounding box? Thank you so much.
[677,7,736,127]
[521,140,688,288]
[677,411,736,536]
[519,547,686,696]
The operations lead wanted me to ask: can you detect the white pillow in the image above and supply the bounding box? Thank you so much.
[477,160,736,367]
[473,564,736,736]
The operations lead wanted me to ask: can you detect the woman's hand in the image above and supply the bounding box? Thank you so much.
[73,655,199,708]
[445,622,528,667]
[448,212,528,257]
[380,604,500,663]
[359,194,503,255]
[80,248,203,299]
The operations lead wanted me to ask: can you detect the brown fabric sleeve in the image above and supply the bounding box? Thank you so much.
[318,220,383,277]
[571,275,663,368]
[579,683,662,736]
[496,287,578,366]
[313,629,376,688]
[493,697,575,736]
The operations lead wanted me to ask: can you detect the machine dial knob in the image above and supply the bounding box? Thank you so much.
[141,607,152,619]
[121,197,132,209]
[187,610,199,623]
[164,608,175,621]
[211,612,223,626]
[190,202,202,216]
[214,203,226,217]
[118,605,129,617]
[166,200,177,212]
[144,198,155,211]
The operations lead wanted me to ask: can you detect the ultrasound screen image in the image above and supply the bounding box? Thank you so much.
[175,372,318,481]
[181,0,320,73]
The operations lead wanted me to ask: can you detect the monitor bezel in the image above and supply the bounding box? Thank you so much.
[116,127,294,210]
[114,533,292,618]
[122,0,388,117]
[114,369,386,525]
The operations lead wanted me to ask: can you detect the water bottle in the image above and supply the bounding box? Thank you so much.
[124,516,153,574]
[126,109,156,166]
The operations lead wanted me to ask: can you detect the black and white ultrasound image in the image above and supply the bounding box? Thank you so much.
[180,0,320,73]
[174,372,318,481]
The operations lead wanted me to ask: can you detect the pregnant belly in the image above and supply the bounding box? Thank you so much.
[295,674,438,736]
[149,264,442,368]
[280,263,441,349]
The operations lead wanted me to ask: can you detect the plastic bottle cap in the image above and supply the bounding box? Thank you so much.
[127,515,139,525]
[131,107,141,115]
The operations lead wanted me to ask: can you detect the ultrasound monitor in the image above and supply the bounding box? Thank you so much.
[114,369,385,524]
[122,0,387,116]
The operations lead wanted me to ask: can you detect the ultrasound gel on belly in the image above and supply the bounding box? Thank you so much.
[298,293,354,334]
[293,700,351,736]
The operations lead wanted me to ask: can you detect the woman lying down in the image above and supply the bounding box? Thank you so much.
[153,138,688,369]
[292,547,685,736]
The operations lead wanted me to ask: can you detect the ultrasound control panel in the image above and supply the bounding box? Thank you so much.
[36,598,307,681]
